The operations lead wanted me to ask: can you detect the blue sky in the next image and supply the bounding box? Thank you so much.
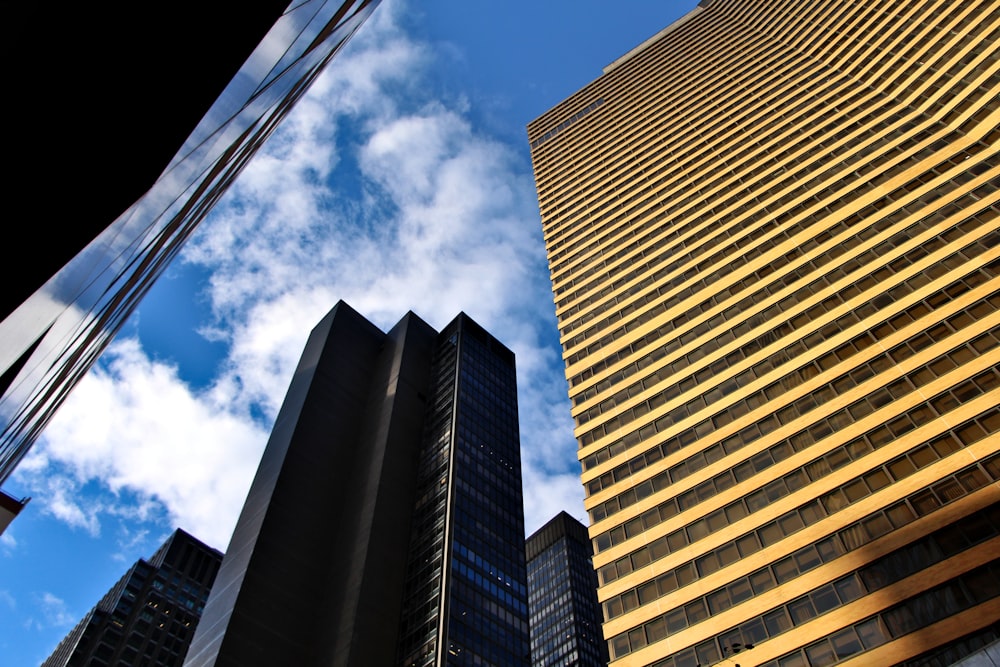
[0,2,697,664]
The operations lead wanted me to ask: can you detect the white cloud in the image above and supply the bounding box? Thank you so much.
[26,0,582,551]
[37,592,77,628]
[23,339,267,549]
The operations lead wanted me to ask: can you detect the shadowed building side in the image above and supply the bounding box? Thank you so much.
[43,529,223,667]
[184,302,435,666]
[184,302,529,667]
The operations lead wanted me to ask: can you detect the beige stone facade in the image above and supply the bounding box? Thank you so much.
[528,0,1000,665]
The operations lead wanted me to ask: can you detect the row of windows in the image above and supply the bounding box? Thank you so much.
[597,435,1000,589]
[545,52,873,272]
[578,168,1000,422]
[531,0,783,182]
[448,579,528,652]
[453,557,524,615]
[529,602,573,642]
[543,0,997,277]
[556,119,988,341]
[564,154,996,395]
[538,0,992,257]
[452,521,526,600]
[447,604,528,667]
[547,32,995,301]
[877,10,1000,120]
[575,212,998,433]
[455,455,518,507]
[591,292,1000,536]
[594,355,1000,558]
[590,298,999,523]
[582,282,999,500]
[542,0,959,275]
[599,404,1000,617]
[896,624,1000,667]
[535,0,794,230]
[565,162,998,393]
[571,182,998,410]
[529,98,604,149]
[611,499,1000,661]
[457,538,528,604]
[760,561,1000,667]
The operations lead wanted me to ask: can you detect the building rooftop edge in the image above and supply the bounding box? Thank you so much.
[602,1,710,75]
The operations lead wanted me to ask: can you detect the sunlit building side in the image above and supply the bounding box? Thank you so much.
[0,0,381,486]
[528,0,1000,665]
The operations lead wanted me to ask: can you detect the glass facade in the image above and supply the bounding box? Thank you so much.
[0,0,381,484]
[398,315,530,667]
[42,529,222,667]
[182,303,528,666]
[528,0,1000,665]
[526,512,608,667]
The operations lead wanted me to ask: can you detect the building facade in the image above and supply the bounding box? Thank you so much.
[184,302,529,667]
[527,1,1000,665]
[0,0,381,487]
[526,511,609,667]
[43,529,223,667]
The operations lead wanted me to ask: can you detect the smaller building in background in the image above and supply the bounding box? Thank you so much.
[43,529,222,667]
[527,511,608,667]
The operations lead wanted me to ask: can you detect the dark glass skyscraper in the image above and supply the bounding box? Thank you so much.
[42,529,222,667]
[184,302,529,667]
[0,0,381,489]
[526,512,608,667]
[397,314,530,667]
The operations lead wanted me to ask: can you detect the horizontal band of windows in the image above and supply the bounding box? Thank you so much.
[608,455,1000,661]
[581,278,1000,500]
[565,171,1000,391]
[585,280,1000,515]
[575,212,998,434]
[571,186,999,412]
[599,404,1000,618]
[608,500,1000,661]
[556,126,988,341]
[595,404,1000,588]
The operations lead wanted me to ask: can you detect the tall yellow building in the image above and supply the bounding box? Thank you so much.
[527,1,1000,666]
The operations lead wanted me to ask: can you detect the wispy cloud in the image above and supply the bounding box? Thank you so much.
[19,339,268,547]
[37,592,78,629]
[0,531,16,554]
[19,0,582,553]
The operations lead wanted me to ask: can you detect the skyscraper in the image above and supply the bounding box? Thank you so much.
[42,528,222,667]
[528,1,1000,665]
[526,511,608,667]
[0,0,381,487]
[184,301,529,667]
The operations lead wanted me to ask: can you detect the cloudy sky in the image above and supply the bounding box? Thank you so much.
[0,1,696,663]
